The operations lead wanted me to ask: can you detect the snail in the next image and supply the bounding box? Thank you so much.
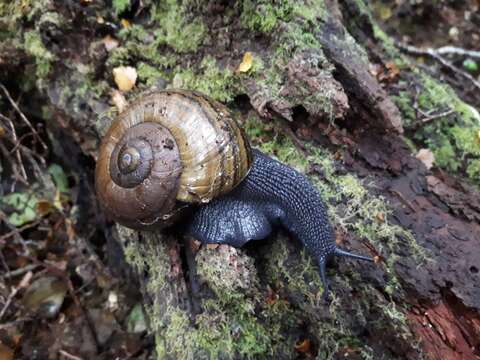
[95,89,373,298]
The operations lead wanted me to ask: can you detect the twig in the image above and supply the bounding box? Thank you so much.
[0,113,28,182]
[0,209,26,246]
[0,249,10,280]
[396,42,480,92]
[436,46,480,59]
[0,271,33,321]
[0,83,48,152]
[390,190,416,212]
[0,316,33,330]
[0,114,46,168]
[2,264,40,280]
[420,109,455,124]
[0,133,29,187]
[0,218,43,242]
[58,350,84,360]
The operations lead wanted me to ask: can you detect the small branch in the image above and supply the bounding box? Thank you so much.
[0,113,28,182]
[58,349,84,360]
[0,271,33,321]
[0,216,42,243]
[0,141,29,187]
[0,208,24,245]
[2,264,40,280]
[396,42,480,92]
[0,114,46,180]
[390,189,416,212]
[0,316,32,330]
[0,83,48,152]
[420,109,455,124]
[436,46,480,59]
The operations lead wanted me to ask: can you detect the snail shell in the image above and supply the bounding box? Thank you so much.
[95,90,252,229]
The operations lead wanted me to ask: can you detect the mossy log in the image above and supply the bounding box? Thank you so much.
[1,0,479,359]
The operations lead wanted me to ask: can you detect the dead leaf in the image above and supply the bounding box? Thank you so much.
[237,52,253,73]
[294,339,312,353]
[36,200,54,216]
[369,63,382,77]
[22,276,68,319]
[375,3,393,20]
[265,288,278,305]
[0,343,14,360]
[376,212,385,223]
[65,218,76,242]
[113,66,137,92]
[384,62,400,80]
[371,62,400,83]
[121,19,131,28]
[416,148,435,169]
[102,35,119,52]
[111,89,128,112]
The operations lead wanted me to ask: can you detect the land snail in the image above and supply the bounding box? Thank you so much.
[95,89,373,299]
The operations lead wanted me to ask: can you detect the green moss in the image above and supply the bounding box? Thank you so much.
[241,0,326,33]
[112,0,130,15]
[172,56,237,102]
[159,308,196,359]
[394,73,480,185]
[105,46,133,68]
[240,0,340,121]
[467,159,480,180]
[244,114,424,355]
[123,230,272,359]
[1,0,52,22]
[151,0,206,53]
[195,300,270,359]
[194,246,271,359]
[349,0,405,66]
[38,11,64,29]
[137,62,167,87]
[23,31,55,78]
[240,0,289,33]
[351,0,480,186]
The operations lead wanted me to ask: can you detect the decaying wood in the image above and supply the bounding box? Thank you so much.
[2,0,479,358]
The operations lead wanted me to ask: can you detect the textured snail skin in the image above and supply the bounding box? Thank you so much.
[185,149,373,299]
[95,90,373,297]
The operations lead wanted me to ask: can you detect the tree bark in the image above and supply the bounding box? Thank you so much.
[1,0,479,359]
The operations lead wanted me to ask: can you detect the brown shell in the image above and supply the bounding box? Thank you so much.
[95,89,252,229]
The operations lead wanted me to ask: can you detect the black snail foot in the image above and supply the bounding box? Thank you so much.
[185,149,373,299]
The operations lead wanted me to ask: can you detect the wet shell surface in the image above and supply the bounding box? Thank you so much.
[95,89,252,229]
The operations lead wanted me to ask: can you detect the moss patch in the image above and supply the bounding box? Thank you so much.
[393,73,480,185]
[243,114,425,357]
[23,31,55,78]
[171,56,237,102]
[119,112,424,358]
[150,0,206,53]
[112,0,130,15]
[347,0,480,186]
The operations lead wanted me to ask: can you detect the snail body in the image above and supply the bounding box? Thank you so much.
[95,89,372,298]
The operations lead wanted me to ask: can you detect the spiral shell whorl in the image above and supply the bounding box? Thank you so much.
[95,90,252,229]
